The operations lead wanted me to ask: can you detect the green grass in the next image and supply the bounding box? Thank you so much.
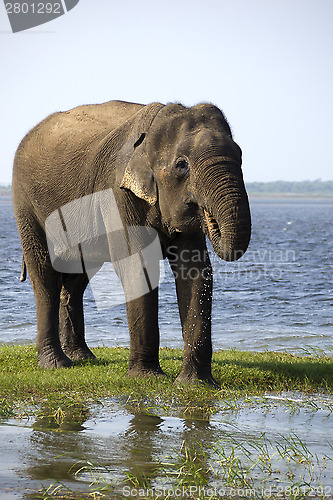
[0,345,332,414]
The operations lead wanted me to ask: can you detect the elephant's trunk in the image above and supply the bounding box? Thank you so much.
[194,159,251,261]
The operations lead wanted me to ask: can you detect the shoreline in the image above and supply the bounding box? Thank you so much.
[248,192,333,199]
[1,190,333,201]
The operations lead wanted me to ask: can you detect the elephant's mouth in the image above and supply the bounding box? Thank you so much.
[203,209,221,241]
[203,208,244,261]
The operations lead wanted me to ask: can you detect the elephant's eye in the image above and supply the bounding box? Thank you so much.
[175,157,190,175]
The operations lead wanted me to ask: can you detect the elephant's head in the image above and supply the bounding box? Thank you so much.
[120,103,251,261]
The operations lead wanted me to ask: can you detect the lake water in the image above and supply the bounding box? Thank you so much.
[1,196,332,354]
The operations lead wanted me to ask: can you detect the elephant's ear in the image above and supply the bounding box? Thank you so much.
[118,103,163,205]
[119,133,157,205]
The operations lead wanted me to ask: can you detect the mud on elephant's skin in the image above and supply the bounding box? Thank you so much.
[12,100,251,385]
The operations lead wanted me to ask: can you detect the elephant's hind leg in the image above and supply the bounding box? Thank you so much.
[17,216,72,369]
[59,273,96,362]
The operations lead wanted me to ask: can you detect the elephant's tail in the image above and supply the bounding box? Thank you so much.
[20,257,27,282]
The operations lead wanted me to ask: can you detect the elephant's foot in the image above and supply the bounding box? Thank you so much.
[37,348,73,369]
[61,344,96,362]
[127,363,166,378]
[175,367,219,388]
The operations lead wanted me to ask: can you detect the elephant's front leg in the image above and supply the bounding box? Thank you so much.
[111,240,164,377]
[125,287,164,377]
[168,236,214,385]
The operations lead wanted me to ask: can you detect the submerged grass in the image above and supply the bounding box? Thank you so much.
[0,345,332,414]
[37,431,333,500]
[1,345,332,499]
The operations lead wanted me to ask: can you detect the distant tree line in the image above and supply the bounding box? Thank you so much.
[0,185,11,195]
[245,180,333,197]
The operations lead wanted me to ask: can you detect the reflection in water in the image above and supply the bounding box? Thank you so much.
[0,398,332,498]
[27,408,89,484]
[120,413,222,488]
[32,404,88,432]
[123,414,163,487]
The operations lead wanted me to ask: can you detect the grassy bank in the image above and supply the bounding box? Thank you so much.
[0,345,332,414]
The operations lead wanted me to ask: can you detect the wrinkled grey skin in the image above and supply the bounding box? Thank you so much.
[12,100,251,384]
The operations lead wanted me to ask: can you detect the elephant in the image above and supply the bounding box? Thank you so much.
[12,100,251,384]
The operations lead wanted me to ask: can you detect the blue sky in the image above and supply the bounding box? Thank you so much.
[1,0,333,184]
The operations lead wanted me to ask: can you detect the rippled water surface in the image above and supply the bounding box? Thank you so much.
[1,196,332,352]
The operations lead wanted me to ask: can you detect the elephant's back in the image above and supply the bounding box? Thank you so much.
[18,100,144,153]
[12,101,145,215]
[13,100,144,186]
[63,100,144,130]
[55,100,144,138]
